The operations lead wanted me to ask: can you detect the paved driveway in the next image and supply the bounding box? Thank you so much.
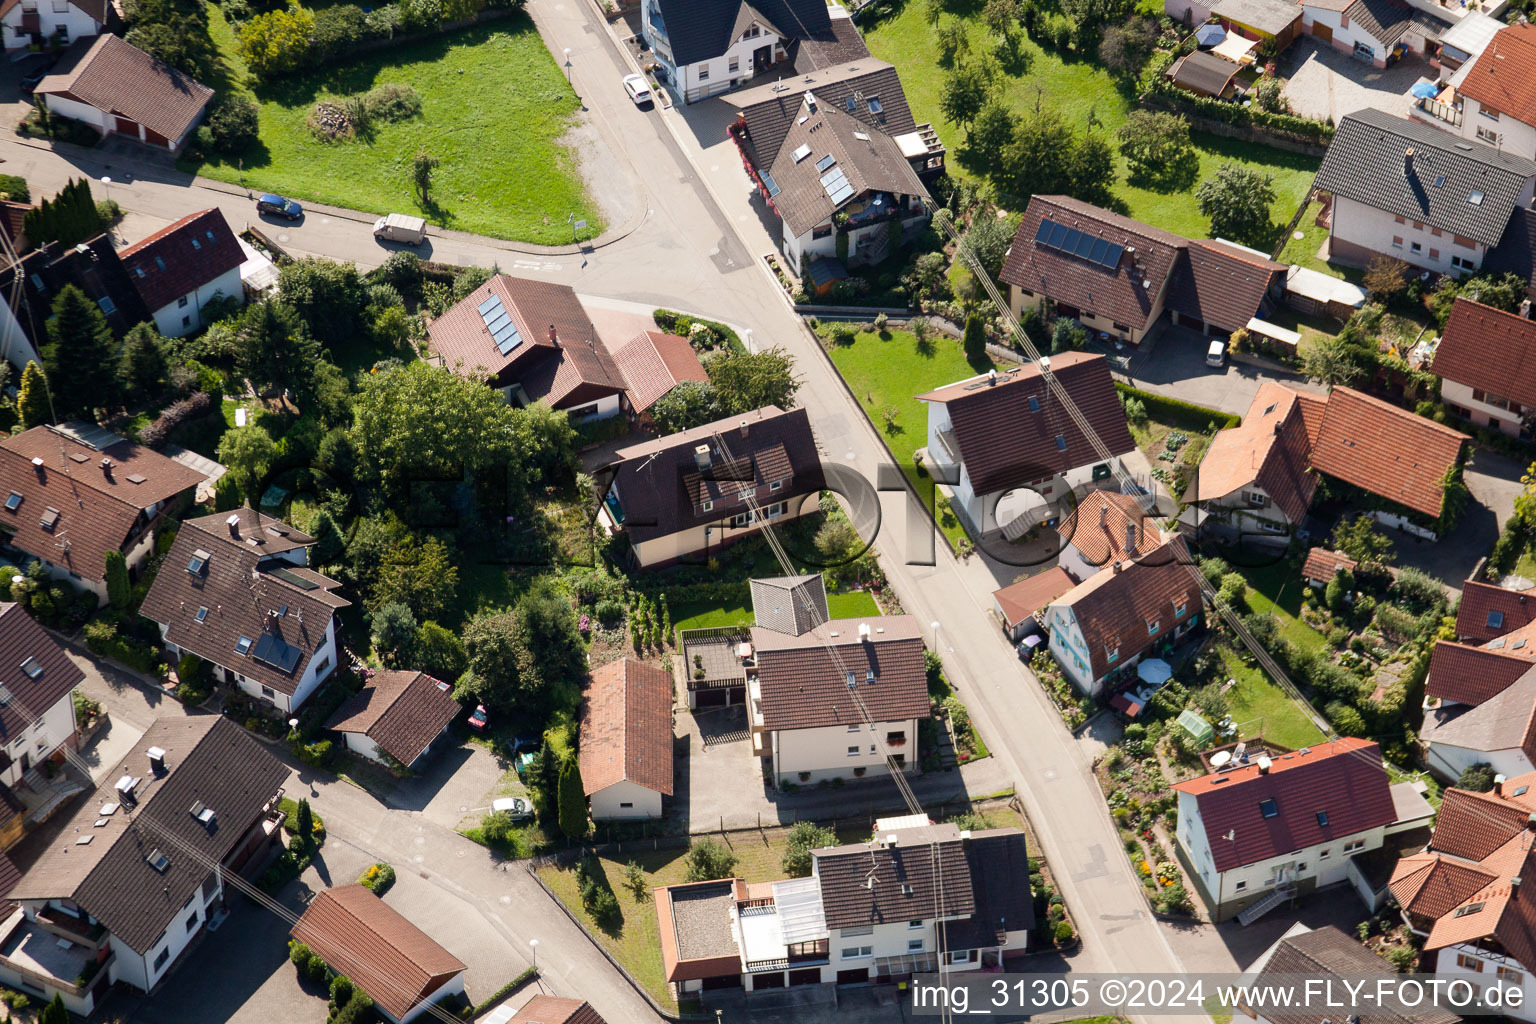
[1121,325,1321,416]
[387,739,517,831]
[1384,447,1525,592]
[1280,38,1429,123]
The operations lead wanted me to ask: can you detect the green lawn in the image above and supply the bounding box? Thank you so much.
[195,11,599,244]
[673,589,879,631]
[1218,646,1328,749]
[1239,561,1328,659]
[864,6,1318,241]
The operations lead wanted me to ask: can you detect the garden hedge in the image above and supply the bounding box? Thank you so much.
[1114,382,1240,432]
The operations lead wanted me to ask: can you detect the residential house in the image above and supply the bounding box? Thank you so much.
[1172,737,1423,923]
[1055,490,1166,583]
[1300,547,1357,587]
[1297,0,1449,67]
[0,602,84,789]
[0,716,287,1015]
[1433,298,1536,439]
[1041,538,1204,697]
[0,234,151,370]
[502,996,607,1024]
[139,508,350,713]
[291,884,467,1024]
[1312,108,1536,275]
[0,423,202,604]
[1421,656,1536,781]
[1211,0,1303,49]
[642,0,866,104]
[750,614,928,787]
[597,405,824,568]
[653,820,1033,994]
[1389,774,1536,1019]
[1239,923,1461,1024]
[1416,23,1536,159]
[1186,381,1320,542]
[991,567,1075,644]
[609,330,708,426]
[1481,204,1536,300]
[119,209,244,338]
[427,275,626,421]
[917,351,1137,540]
[1,0,106,51]
[34,35,212,151]
[1456,579,1536,642]
[999,195,1289,346]
[578,658,673,820]
[1433,9,1502,75]
[326,670,459,771]
[750,92,932,269]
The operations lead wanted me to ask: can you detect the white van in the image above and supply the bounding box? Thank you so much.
[373,213,427,245]
[1206,340,1226,367]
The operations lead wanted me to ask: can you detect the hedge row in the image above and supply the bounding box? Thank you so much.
[1142,82,1335,145]
[652,309,746,355]
[1114,382,1241,432]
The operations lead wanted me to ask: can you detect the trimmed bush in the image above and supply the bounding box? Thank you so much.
[140,391,213,449]
[357,862,396,895]
[1113,383,1240,431]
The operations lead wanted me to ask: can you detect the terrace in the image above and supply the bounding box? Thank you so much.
[679,627,752,697]
[0,908,109,1006]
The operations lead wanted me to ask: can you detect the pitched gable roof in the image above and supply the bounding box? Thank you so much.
[1342,0,1448,48]
[751,615,929,731]
[734,60,912,170]
[1055,490,1165,569]
[1301,547,1357,582]
[1051,538,1204,681]
[917,350,1135,496]
[1458,580,1536,642]
[992,567,1076,629]
[1434,297,1536,411]
[813,824,974,929]
[578,658,674,797]
[1171,737,1397,872]
[1313,108,1536,247]
[35,35,212,145]
[1420,667,1536,763]
[1188,381,1318,522]
[506,996,607,1024]
[9,716,288,952]
[326,670,459,767]
[292,885,467,1021]
[750,573,829,638]
[0,0,106,25]
[1459,24,1536,129]
[1170,49,1241,96]
[1165,239,1287,335]
[119,209,243,312]
[1256,926,1459,1024]
[1309,386,1468,518]
[1482,206,1536,299]
[0,603,84,745]
[1426,640,1536,705]
[611,330,708,414]
[650,0,836,66]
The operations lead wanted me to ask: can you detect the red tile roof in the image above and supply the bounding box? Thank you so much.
[1425,639,1536,705]
[506,996,606,1024]
[1391,852,1497,920]
[611,330,708,413]
[1309,387,1468,519]
[326,670,459,767]
[1055,490,1165,569]
[1434,298,1536,412]
[1189,382,1318,523]
[1428,782,1536,861]
[35,35,212,145]
[1458,580,1536,642]
[992,567,1075,628]
[1301,547,1356,582]
[750,615,930,732]
[1171,737,1396,872]
[578,658,674,797]
[1166,239,1287,335]
[1460,24,1536,133]
[119,209,243,313]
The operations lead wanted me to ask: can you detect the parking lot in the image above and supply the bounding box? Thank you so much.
[1280,38,1428,123]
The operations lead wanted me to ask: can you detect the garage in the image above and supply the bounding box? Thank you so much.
[1312,20,1332,42]
[789,968,822,986]
[114,115,139,136]
[727,686,745,704]
[694,688,727,708]
[751,972,785,989]
[702,974,743,990]
[837,968,870,985]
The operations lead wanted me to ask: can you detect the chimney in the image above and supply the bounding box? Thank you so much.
[226,513,241,539]
[1258,755,1273,774]
[693,444,712,472]
[1514,876,1524,900]
[1111,560,1122,575]
[1099,503,1109,528]
[1039,356,1051,373]
[858,622,872,642]
[1497,773,1508,794]
[1125,520,1136,553]
[1403,148,1415,179]
[987,368,997,386]
[100,457,113,480]
[147,746,167,777]
[1522,298,1532,320]
[1274,421,1282,437]
[548,324,559,347]
[740,419,749,439]
[29,456,43,478]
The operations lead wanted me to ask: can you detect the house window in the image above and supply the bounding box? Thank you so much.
[841,946,872,959]
[1410,241,1422,255]
[1480,104,1502,121]
[847,746,859,756]
[194,606,208,623]
[1146,618,1160,637]
[1106,646,1118,663]
[235,636,252,656]
[908,938,924,952]
[1490,610,1506,629]
[313,655,330,676]
[1430,248,1440,260]
[846,670,856,686]
[1028,396,1040,412]
[908,920,923,929]
[182,316,191,328]
[1234,880,1247,892]
[153,947,170,970]
[1055,435,1067,451]
[701,500,713,512]
[98,296,116,315]
[1316,811,1328,827]
[260,685,276,700]
[1459,953,1484,971]
[1344,839,1365,853]
[186,907,199,929]
[1394,215,1405,225]
[1499,967,1523,984]
[1432,227,1442,237]
[1476,126,1500,145]
[19,657,40,679]
[769,480,782,491]
[177,296,189,308]
[847,724,860,732]
[867,97,883,113]
[946,949,975,965]
[698,65,710,81]
[1174,600,1187,619]
[1320,848,1331,859]
[1258,798,1278,818]
[619,802,633,808]
[728,56,739,73]
[1391,236,1403,249]
[812,224,832,240]
[2,493,19,512]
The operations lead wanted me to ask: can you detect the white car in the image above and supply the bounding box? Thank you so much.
[623,74,653,107]
[491,797,532,821]
[1206,340,1226,367]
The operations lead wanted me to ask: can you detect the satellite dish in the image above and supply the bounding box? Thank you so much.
[1210,750,1232,767]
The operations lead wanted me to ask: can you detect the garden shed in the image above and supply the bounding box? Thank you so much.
[1176,709,1214,747]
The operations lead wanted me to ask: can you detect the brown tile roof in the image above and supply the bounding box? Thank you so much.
[1430,783,1536,861]
[139,512,349,697]
[1425,640,1536,705]
[611,330,707,414]
[1171,737,1396,872]
[992,567,1075,629]
[950,827,1036,945]
[1420,667,1536,762]
[1391,851,1497,920]
[1309,386,1468,519]
[1051,538,1205,681]
[733,60,913,171]
[9,716,288,952]
[1416,839,1536,967]
[1293,391,1326,444]
[0,426,202,583]
[326,670,459,767]
[1460,24,1536,131]
[605,406,823,545]
[1001,195,1185,333]
[789,12,872,72]
[119,209,243,313]
[766,96,930,238]
[814,825,974,929]
[0,603,84,745]
[1165,239,1286,335]
[654,877,747,982]
[426,275,625,408]
[1301,547,1356,582]
[1256,925,1458,1024]
[292,884,466,1022]
[1056,490,1166,570]
[1458,580,1536,642]
[507,996,607,1024]
[751,615,930,732]
[1434,297,1536,412]
[1169,50,1241,97]
[578,658,674,797]
[1187,381,1318,522]
[917,351,1135,497]
[35,35,212,145]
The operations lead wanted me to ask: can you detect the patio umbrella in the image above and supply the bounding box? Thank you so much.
[1195,23,1226,46]
[1137,658,1173,685]
[1410,81,1439,99]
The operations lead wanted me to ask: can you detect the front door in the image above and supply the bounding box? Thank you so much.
[753,44,771,70]
[19,752,29,774]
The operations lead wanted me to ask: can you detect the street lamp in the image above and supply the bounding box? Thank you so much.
[529,938,540,970]
[930,620,940,648]
[98,175,111,202]
[563,48,572,85]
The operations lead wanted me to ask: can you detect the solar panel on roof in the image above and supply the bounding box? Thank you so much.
[477,294,500,315]
[815,154,836,172]
[1102,242,1125,267]
[819,167,844,188]
[251,633,302,674]
[1073,232,1096,257]
[1048,222,1068,248]
[484,310,511,334]
[1089,238,1109,263]
[1035,219,1053,244]
[792,144,812,162]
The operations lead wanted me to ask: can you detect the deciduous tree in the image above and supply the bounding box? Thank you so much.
[940,60,994,130]
[216,425,276,505]
[650,380,721,434]
[1195,163,1276,247]
[236,6,314,81]
[1117,110,1198,191]
[707,347,800,414]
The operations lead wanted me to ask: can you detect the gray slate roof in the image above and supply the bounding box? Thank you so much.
[1342,0,1448,48]
[1210,0,1301,36]
[1313,107,1536,247]
[734,60,914,171]
[650,0,838,67]
[749,574,829,637]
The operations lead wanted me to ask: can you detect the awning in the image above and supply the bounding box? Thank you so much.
[1196,23,1227,46]
[1137,658,1173,685]
[1246,317,1302,349]
[1410,81,1439,99]
[1213,33,1258,64]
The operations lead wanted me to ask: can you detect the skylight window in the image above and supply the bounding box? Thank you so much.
[194,606,208,623]
[1454,902,1486,917]
[18,656,40,679]
[146,849,170,873]
[1489,610,1505,629]
[1432,175,1446,187]
[235,636,252,656]
[815,154,836,173]
[191,238,201,251]
[1516,785,1530,797]
[1263,402,1277,416]
[846,670,856,686]
[187,549,210,576]
[1055,435,1067,451]
[1028,396,1040,413]
[867,97,883,113]
[1469,191,1485,205]
[1259,798,1278,818]
[1315,810,1328,827]
[792,144,812,163]
[3,493,20,513]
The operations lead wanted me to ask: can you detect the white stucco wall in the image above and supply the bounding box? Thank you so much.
[199,616,337,714]
[1329,194,1490,274]
[341,731,384,764]
[40,93,105,132]
[0,691,75,787]
[1461,96,1536,162]
[1434,944,1536,1021]
[1442,379,1529,437]
[590,779,664,820]
[396,973,467,1024]
[771,718,917,786]
[1044,604,1097,695]
[150,265,243,338]
[1425,738,1533,783]
[107,875,219,992]
[2,2,100,48]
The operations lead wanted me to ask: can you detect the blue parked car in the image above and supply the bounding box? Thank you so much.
[256,194,303,220]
